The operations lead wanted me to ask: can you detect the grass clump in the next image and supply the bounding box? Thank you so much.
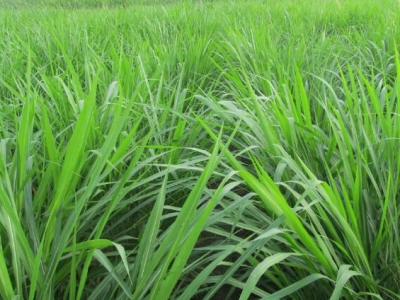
[1,0,400,299]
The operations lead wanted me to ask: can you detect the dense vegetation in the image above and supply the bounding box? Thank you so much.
[1,0,400,299]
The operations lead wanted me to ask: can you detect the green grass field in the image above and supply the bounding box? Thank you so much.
[1,0,400,299]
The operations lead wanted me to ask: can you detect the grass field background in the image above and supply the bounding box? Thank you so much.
[1,0,400,299]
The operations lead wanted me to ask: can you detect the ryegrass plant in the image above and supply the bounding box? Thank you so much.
[1,0,400,299]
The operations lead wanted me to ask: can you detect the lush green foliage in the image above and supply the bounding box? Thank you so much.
[1,0,400,299]
[0,0,178,9]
